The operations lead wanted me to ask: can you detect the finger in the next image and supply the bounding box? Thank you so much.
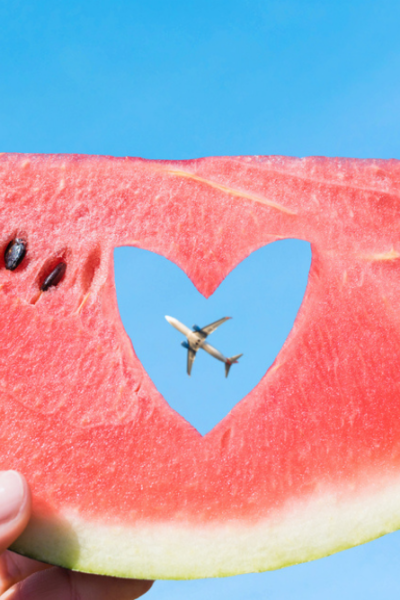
[0,551,50,594]
[1,567,154,600]
[0,472,30,555]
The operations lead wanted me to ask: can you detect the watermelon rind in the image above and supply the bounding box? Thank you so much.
[11,476,400,579]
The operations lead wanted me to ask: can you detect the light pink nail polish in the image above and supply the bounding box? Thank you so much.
[0,471,25,523]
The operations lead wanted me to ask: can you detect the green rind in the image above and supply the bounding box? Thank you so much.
[10,475,400,579]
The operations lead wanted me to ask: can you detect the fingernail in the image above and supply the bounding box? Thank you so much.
[0,471,25,523]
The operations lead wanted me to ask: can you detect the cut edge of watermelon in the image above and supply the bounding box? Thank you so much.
[11,475,400,579]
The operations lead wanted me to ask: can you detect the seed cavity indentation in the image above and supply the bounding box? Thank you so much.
[40,262,67,291]
[4,239,26,271]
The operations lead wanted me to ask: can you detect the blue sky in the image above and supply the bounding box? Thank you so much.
[2,1,400,598]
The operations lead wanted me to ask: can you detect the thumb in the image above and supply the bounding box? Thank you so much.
[0,472,30,554]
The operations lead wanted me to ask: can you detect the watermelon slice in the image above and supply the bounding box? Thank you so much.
[1,153,400,579]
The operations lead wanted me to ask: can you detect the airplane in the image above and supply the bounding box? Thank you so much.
[165,315,243,377]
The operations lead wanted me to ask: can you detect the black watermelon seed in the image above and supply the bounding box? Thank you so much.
[41,262,67,291]
[4,239,26,271]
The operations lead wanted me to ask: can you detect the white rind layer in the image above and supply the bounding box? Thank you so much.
[10,477,400,579]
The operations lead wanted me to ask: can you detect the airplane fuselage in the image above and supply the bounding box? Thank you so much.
[165,315,242,376]
[166,316,228,362]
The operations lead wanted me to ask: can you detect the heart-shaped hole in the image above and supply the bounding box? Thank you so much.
[114,239,311,435]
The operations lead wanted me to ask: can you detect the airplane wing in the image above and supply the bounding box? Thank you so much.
[187,347,197,376]
[200,317,231,336]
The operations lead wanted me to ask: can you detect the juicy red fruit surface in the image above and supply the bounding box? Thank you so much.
[0,153,400,526]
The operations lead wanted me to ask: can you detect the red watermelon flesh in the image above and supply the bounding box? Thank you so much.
[1,153,400,579]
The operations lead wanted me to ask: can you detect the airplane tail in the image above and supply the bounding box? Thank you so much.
[225,354,243,378]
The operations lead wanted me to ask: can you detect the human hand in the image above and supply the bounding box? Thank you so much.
[0,471,153,599]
